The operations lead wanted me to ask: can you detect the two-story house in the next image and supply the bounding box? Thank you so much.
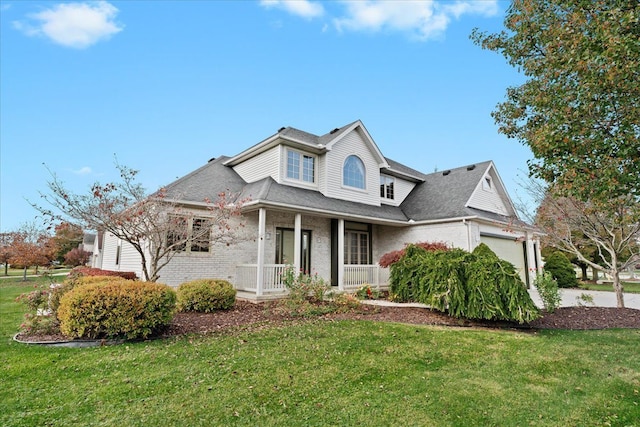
[96,120,542,299]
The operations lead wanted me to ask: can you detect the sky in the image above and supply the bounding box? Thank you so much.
[0,0,534,233]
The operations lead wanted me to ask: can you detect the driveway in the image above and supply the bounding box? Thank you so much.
[529,288,640,310]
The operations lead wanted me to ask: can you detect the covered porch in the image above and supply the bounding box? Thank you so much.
[232,207,392,299]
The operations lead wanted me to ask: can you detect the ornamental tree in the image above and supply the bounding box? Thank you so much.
[34,162,247,282]
[531,179,639,307]
[471,0,640,205]
[8,223,56,280]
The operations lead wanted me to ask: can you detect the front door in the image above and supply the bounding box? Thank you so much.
[275,228,311,274]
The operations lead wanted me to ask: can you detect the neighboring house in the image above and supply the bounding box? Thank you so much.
[98,120,542,299]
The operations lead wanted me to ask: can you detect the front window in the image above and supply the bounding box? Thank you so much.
[343,155,365,189]
[167,216,211,253]
[344,221,370,265]
[380,175,395,200]
[287,149,315,183]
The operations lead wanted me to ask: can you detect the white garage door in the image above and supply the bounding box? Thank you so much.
[480,235,528,285]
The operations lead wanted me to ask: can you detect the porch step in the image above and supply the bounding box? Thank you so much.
[236,290,288,303]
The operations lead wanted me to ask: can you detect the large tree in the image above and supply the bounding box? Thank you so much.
[471,0,639,204]
[50,222,85,263]
[0,232,16,276]
[472,0,640,307]
[34,162,246,282]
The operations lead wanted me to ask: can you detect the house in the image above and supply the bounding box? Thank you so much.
[96,120,542,299]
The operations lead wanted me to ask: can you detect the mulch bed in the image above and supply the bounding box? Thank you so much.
[160,301,640,337]
[16,301,640,343]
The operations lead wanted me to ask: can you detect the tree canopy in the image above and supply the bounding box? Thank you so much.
[471,0,640,204]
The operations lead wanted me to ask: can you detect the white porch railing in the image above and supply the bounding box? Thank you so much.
[235,264,288,294]
[343,264,390,291]
[235,263,389,294]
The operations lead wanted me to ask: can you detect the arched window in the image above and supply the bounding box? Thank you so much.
[343,155,365,189]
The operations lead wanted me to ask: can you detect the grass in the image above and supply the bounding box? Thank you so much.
[2,277,639,426]
[579,281,640,294]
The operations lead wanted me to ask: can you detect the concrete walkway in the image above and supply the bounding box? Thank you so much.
[528,288,640,310]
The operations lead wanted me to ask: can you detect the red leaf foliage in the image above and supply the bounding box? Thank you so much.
[379,241,450,268]
[72,266,138,281]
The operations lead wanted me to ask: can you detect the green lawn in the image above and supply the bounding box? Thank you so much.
[2,278,639,427]
[579,281,640,294]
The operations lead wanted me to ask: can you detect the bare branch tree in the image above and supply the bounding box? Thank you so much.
[33,161,247,282]
[526,178,640,307]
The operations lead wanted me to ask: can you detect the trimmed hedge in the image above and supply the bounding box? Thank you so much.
[71,266,138,280]
[389,243,539,323]
[177,279,236,312]
[57,280,176,340]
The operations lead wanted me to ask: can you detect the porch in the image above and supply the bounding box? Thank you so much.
[234,263,390,298]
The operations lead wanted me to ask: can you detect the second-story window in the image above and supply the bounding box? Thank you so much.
[287,149,315,183]
[380,175,395,200]
[343,155,365,189]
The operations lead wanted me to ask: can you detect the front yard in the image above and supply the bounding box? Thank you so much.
[1,277,639,426]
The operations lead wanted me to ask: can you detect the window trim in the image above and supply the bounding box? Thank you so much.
[166,215,212,253]
[285,148,316,184]
[342,155,366,190]
[380,174,395,200]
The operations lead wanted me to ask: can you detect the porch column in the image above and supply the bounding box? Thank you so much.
[256,208,266,296]
[338,219,344,291]
[294,213,302,274]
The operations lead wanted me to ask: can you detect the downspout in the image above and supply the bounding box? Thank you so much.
[463,219,472,252]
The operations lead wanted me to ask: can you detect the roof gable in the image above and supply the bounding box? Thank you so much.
[400,161,517,221]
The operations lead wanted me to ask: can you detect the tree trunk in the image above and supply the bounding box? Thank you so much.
[592,267,599,282]
[612,269,625,308]
[22,266,27,281]
[580,264,588,281]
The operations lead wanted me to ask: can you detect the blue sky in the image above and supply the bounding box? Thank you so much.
[0,0,532,233]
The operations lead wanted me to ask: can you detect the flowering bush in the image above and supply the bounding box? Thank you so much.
[281,265,329,303]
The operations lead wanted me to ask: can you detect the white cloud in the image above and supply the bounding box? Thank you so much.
[260,0,324,19]
[335,0,498,40]
[73,166,93,176]
[261,0,498,41]
[13,1,123,49]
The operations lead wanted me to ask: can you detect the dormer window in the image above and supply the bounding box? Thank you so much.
[287,149,315,183]
[380,175,395,200]
[343,155,365,189]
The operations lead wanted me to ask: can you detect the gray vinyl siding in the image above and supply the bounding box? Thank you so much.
[324,130,381,206]
[232,146,280,183]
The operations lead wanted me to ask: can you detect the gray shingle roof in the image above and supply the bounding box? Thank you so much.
[400,161,493,221]
[238,177,409,223]
[163,156,246,203]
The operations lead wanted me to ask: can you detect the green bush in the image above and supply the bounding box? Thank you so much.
[176,279,236,312]
[389,243,540,323]
[57,280,176,340]
[534,271,561,313]
[544,251,578,288]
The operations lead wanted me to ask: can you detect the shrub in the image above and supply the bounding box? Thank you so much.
[389,243,540,323]
[379,241,450,268]
[177,279,236,312]
[332,293,361,312]
[355,284,380,300]
[544,252,578,288]
[71,266,138,280]
[57,280,176,340]
[534,271,561,313]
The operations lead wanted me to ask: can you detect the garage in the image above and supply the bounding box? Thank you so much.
[480,234,529,286]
